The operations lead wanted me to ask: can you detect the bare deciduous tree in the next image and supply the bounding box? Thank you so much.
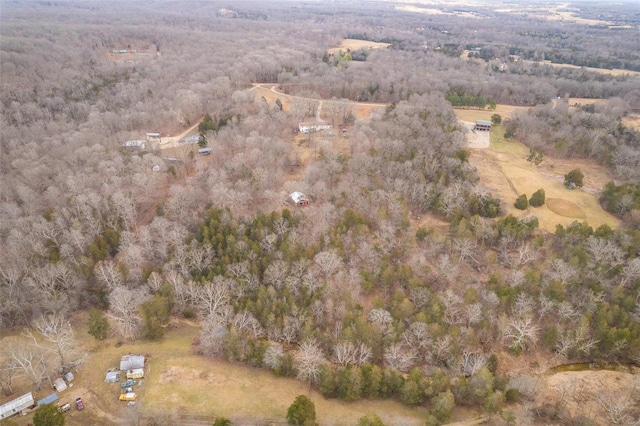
[293,339,325,384]
[232,311,264,339]
[383,343,416,372]
[367,308,393,334]
[263,343,284,370]
[5,341,51,391]
[191,278,232,319]
[332,341,371,367]
[500,314,539,351]
[199,313,228,357]
[108,286,147,341]
[462,352,488,376]
[31,314,79,371]
[94,259,124,291]
[313,250,342,278]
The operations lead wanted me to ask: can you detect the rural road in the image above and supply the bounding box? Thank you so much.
[155,85,490,151]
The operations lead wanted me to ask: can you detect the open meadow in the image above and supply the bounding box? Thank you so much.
[1,315,441,426]
[464,122,620,232]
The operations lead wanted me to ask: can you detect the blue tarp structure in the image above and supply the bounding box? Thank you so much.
[37,393,58,406]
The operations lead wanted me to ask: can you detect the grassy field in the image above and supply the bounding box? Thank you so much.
[465,123,620,233]
[3,316,443,426]
[327,39,391,55]
[453,105,529,123]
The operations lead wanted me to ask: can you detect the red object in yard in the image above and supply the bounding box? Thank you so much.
[75,397,84,410]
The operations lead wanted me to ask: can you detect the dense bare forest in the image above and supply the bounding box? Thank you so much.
[1,1,640,425]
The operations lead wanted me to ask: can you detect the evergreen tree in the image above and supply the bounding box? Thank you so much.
[564,169,584,188]
[34,404,65,426]
[430,390,455,424]
[529,188,545,207]
[514,194,528,210]
[357,413,386,426]
[88,308,109,340]
[286,395,316,426]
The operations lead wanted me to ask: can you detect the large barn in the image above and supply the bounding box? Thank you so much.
[120,354,145,371]
[474,120,492,131]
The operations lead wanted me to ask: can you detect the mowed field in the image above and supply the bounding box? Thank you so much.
[466,123,620,233]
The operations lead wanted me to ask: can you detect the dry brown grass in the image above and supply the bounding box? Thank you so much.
[468,126,619,233]
[148,354,431,425]
[622,114,640,130]
[327,39,391,55]
[2,316,435,426]
[454,105,529,122]
[546,198,586,219]
[537,60,640,76]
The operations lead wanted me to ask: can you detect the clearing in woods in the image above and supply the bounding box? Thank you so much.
[326,39,391,55]
[465,123,620,232]
[252,83,620,233]
[4,314,438,425]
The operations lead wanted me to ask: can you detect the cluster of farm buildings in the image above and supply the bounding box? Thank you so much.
[0,354,147,421]
[0,372,75,421]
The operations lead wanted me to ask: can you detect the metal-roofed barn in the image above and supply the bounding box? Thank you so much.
[37,393,59,407]
[53,377,67,392]
[0,392,34,420]
[120,354,145,371]
[474,120,492,131]
[290,192,310,207]
[105,371,120,383]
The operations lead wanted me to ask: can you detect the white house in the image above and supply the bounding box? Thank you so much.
[298,122,331,134]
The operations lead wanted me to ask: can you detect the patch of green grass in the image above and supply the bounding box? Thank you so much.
[490,125,529,156]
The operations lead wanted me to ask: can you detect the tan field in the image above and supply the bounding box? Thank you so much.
[538,60,640,76]
[327,39,391,55]
[467,124,620,233]
[454,105,530,122]
[3,314,439,426]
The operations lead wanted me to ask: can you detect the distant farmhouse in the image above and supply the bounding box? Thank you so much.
[299,122,331,134]
[121,139,146,151]
[180,134,201,144]
[474,120,492,131]
[290,191,310,207]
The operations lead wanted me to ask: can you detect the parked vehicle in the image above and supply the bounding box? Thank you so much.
[75,397,84,410]
[120,379,135,388]
[119,392,136,401]
[59,402,71,413]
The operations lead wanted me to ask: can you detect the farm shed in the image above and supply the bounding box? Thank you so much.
[126,368,144,379]
[64,371,74,382]
[290,192,310,207]
[37,393,58,407]
[0,392,34,420]
[53,377,67,392]
[474,120,492,131]
[120,355,145,371]
[105,371,120,382]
